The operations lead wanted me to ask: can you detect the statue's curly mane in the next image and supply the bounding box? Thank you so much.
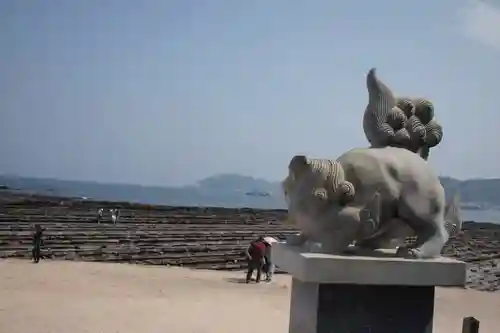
[284,155,355,205]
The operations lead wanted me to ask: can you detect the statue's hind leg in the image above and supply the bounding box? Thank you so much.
[395,216,448,259]
[396,199,449,259]
[408,221,448,258]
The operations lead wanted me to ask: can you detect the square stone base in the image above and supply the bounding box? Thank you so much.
[273,243,467,333]
[272,243,467,286]
[290,278,435,333]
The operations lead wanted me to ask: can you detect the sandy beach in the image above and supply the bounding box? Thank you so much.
[0,260,498,333]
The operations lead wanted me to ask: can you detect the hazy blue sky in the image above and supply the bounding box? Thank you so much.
[1,0,499,186]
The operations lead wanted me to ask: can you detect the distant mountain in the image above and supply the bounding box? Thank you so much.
[1,173,500,209]
[196,174,277,194]
[438,176,500,208]
[191,174,500,208]
[0,174,285,209]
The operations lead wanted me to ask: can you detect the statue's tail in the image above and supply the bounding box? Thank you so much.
[444,193,462,236]
[363,68,443,160]
[363,68,396,147]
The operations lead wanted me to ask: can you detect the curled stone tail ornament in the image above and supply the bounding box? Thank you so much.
[363,68,443,160]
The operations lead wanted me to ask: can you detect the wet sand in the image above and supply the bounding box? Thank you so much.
[0,260,498,333]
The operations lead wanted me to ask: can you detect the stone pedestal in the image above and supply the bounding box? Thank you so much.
[273,244,467,333]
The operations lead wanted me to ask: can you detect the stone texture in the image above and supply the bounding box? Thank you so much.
[273,243,467,286]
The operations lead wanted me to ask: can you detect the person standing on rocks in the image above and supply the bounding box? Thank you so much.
[97,208,104,224]
[32,224,44,264]
[245,237,266,283]
[110,209,117,224]
[115,209,120,223]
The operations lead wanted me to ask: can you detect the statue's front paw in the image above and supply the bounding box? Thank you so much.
[396,246,422,259]
[396,246,414,258]
[407,248,422,259]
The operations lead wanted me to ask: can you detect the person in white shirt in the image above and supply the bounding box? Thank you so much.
[97,208,104,224]
[110,209,117,224]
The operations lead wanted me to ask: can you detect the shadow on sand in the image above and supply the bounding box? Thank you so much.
[224,277,249,284]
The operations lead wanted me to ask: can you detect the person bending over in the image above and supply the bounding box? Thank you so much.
[245,237,266,283]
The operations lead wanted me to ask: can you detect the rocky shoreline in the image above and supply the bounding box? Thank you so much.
[443,224,500,292]
[1,191,500,292]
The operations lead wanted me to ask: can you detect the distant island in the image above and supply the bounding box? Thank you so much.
[1,173,500,210]
[245,190,271,197]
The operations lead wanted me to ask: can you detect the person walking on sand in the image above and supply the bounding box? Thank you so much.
[32,224,45,264]
[245,236,266,283]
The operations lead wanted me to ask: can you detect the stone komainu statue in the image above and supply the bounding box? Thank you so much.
[363,68,443,160]
[282,68,462,259]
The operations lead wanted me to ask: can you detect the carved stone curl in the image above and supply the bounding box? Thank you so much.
[363,69,443,160]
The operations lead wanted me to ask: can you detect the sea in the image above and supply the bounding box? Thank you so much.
[1,175,499,224]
